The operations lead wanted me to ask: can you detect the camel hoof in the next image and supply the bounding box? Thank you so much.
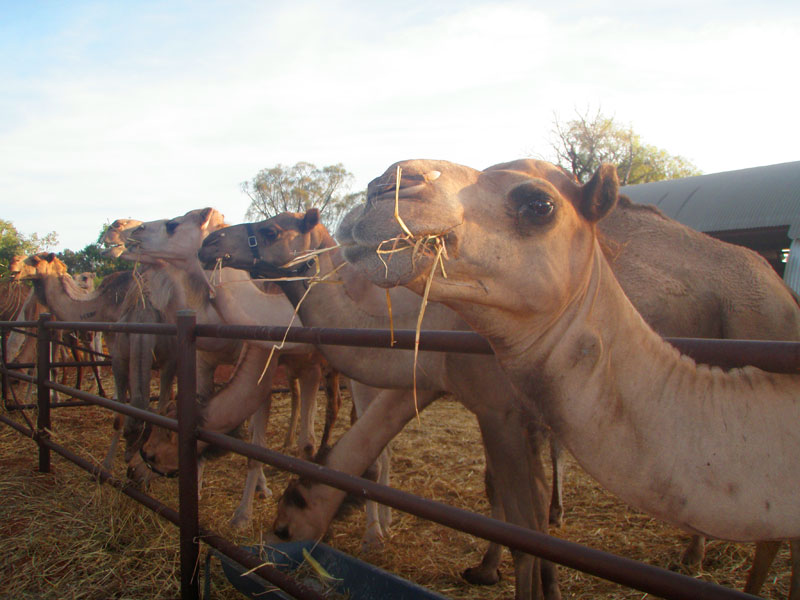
[302,444,315,460]
[461,566,501,586]
[549,507,564,528]
[680,548,703,568]
[361,533,385,554]
[680,536,705,568]
[229,511,252,530]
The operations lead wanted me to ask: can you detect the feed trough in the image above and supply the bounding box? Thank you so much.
[215,540,449,599]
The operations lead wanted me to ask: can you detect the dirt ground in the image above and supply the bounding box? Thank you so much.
[0,367,794,599]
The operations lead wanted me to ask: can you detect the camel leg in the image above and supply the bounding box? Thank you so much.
[462,452,506,586]
[157,356,177,412]
[744,541,781,596]
[274,386,439,545]
[361,450,391,553]
[681,535,706,568]
[790,541,800,600]
[293,362,322,459]
[283,373,301,449]
[124,332,156,460]
[549,437,565,527]
[123,350,178,484]
[102,413,124,471]
[349,381,392,552]
[103,334,130,471]
[230,398,274,529]
[474,406,558,600]
[318,368,342,450]
[84,332,106,397]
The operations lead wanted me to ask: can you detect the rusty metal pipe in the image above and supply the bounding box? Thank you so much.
[198,429,756,600]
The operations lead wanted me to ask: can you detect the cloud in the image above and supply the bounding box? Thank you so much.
[1,1,798,251]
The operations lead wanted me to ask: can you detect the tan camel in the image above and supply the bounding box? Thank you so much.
[108,208,343,527]
[341,158,800,598]
[199,212,558,599]
[201,192,800,596]
[5,260,106,396]
[107,208,340,457]
[119,205,388,546]
[7,253,167,471]
[0,278,30,322]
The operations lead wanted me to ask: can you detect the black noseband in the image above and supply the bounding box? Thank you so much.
[139,448,178,479]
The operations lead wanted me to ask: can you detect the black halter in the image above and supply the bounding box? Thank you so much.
[244,222,260,263]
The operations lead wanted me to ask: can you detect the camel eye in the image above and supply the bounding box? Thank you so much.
[260,227,278,242]
[526,199,554,218]
[165,221,179,235]
[510,183,557,226]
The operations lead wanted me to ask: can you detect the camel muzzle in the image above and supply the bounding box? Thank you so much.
[139,448,178,479]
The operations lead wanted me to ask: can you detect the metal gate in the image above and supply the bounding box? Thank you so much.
[3,311,796,600]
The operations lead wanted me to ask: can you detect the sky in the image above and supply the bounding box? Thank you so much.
[1,0,798,253]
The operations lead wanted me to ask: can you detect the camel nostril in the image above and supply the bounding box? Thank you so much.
[274,525,290,541]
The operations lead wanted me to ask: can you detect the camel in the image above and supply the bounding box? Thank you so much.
[107,208,344,527]
[9,253,166,468]
[341,157,800,599]
[1,280,41,402]
[200,199,800,597]
[199,211,559,599]
[4,261,106,397]
[106,208,340,458]
[0,277,30,322]
[59,271,105,393]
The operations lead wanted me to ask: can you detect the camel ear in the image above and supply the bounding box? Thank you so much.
[580,164,619,222]
[198,208,215,231]
[302,208,321,233]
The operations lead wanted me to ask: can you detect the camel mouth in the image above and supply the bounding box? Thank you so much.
[101,243,125,258]
[139,448,178,478]
[198,248,234,270]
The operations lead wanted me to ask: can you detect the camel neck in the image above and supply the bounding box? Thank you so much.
[34,275,109,322]
[201,344,273,432]
[490,243,800,542]
[275,242,461,389]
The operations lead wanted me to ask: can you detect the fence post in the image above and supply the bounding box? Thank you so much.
[1,324,8,401]
[176,310,199,600]
[36,313,53,473]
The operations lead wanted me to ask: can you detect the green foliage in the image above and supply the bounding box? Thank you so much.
[57,224,130,278]
[549,109,702,185]
[0,219,58,276]
[242,162,362,231]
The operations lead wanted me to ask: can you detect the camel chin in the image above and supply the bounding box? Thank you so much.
[340,242,426,290]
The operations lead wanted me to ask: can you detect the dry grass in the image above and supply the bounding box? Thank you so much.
[0,370,794,599]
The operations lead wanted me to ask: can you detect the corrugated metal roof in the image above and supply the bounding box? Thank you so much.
[784,239,800,300]
[621,161,800,237]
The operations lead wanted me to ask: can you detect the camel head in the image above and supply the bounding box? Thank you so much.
[102,219,143,258]
[140,401,227,477]
[75,272,96,292]
[199,209,332,279]
[272,478,332,542]
[8,253,68,281]
[140,404,180,476]
[340,158,619,322]
[105,208,227,266]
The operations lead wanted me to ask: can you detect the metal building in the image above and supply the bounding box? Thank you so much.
[621,161,800,297]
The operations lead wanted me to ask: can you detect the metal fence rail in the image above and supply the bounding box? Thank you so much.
[2,313,796,600]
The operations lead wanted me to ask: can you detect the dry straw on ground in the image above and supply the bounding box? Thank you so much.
[0,369,794,599]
